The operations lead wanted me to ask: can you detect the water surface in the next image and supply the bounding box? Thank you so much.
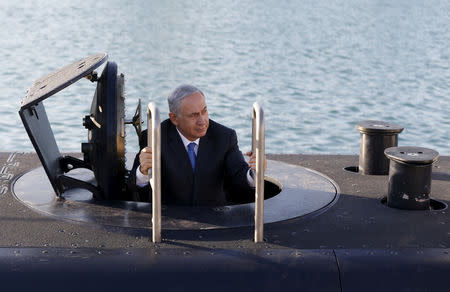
[0,0,448,155]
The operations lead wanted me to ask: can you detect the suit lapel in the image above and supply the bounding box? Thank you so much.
[167,123,194,176]
[196,133,210,174]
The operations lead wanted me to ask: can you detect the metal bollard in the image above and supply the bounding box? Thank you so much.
[356,120,403,175]
[147,103,161,242]
[252,102,265,243]
[384,146,439,210]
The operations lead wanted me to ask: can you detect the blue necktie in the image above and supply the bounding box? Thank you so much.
[187,142,196,171]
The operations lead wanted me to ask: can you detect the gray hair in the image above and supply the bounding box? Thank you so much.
[167,84,204,115]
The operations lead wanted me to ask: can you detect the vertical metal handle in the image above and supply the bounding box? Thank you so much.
[147,103,161,243]
[252,102,265,243]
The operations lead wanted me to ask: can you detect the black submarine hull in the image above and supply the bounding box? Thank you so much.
[1,152,449,291]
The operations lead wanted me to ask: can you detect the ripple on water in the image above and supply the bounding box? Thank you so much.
[0,0,448,155]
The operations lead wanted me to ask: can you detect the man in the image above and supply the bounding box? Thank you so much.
[132,84,264,206]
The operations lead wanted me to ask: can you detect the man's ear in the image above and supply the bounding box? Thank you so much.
[169,112,178,126]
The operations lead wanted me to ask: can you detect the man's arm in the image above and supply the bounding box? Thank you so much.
[138,147,152,175]
[224,131,255,189]
[224,129,268,201]
[245,151,268,187]
[133,146,154,187]
[136,166,151,187]
[129,145,152,201]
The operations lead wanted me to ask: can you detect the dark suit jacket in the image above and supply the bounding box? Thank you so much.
[131,119,254,206]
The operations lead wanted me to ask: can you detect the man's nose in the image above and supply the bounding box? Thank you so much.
[197,115,206,124]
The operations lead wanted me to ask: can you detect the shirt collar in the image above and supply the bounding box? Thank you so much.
[176,128,200,149]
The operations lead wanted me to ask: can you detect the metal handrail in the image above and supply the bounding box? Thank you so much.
[147,102,161,243]
[252,102,265,243]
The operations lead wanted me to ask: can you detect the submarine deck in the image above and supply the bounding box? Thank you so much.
[2,152,449,249]
[1,152,449,290]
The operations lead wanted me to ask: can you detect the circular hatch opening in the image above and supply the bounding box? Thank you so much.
[13,160,339,230]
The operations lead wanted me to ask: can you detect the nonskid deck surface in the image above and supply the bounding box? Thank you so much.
[1,152,449,248]
[1,152,449,291]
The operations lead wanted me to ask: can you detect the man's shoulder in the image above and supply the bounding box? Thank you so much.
[161,118,172,128]
[141,119,171,133]
[208,119,235,136]
[140,119,173,148]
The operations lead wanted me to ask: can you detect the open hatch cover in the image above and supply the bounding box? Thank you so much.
[18,53,132,200]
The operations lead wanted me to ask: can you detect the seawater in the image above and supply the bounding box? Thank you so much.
[0,0,448,155]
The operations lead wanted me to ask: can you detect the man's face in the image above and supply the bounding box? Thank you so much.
[170,91,209,141]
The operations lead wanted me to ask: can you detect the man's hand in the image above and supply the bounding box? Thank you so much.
[246,151,267,172]
[139,147,152,175]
